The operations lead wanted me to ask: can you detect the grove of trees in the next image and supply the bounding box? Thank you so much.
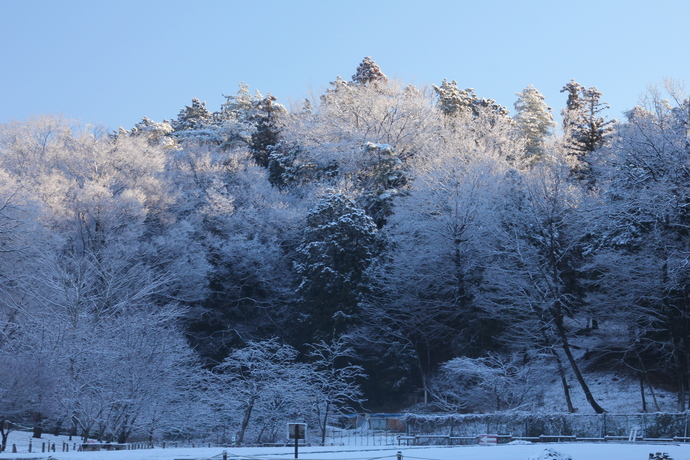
[1,57,690,447]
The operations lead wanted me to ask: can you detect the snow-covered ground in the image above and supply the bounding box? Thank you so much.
[2,431,690,460]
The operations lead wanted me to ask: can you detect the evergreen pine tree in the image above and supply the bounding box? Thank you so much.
[294,192,381,340]
[249,94,283,167]
[128,116,176,148]
[513,85,556,161]
[171,97,212,131]
[351,56,387,86]
[433,79,477,117]
[560,80,615,178]
[433,79,509,120]
[358,142,406,229]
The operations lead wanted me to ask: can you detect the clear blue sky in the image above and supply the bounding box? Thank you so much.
[1,0,689,132]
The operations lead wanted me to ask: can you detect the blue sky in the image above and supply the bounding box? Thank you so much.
[1,0,689,132]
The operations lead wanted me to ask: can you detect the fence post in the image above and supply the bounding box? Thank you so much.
[397,451,403,460]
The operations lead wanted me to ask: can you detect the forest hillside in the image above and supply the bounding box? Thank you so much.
[2,57,690,447]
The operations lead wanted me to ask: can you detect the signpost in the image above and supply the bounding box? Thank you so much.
[288,423,306,459]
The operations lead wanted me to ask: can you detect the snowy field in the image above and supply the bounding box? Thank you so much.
[1,444,689,460]
[2,431,690,460]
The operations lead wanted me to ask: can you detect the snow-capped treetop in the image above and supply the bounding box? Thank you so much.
[560,80,615,155]
[433,79,509,119]
[351,56,388,86]
[171,97,212,131]
[513,85,556,161]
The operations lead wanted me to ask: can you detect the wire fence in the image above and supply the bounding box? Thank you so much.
[0,438,155,454]
[322,427,402,447]
[403,412,690,440]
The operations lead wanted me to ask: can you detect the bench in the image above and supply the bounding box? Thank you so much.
[604,436,630,442]
[540,435,577,442]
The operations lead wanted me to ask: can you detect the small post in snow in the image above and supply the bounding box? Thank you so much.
[397,451,403,460]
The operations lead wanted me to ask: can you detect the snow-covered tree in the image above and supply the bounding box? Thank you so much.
[306,338,366,445]
[0,354,55,450]
[168,145,299,364]
[351,56,387,86]
[354,114,518,405]
[433,79,509,121]
[479,155,605,413]
[216,84,286,154]
[213,339,310,444]
[172,97,213,131]
[431,352,542,412]
[513,85,556,161]
[560,80,615,179]
[587,83,690,410]
[281,74,442,184]
[0,117,209,441]
[357,142,405,228]
[294,192,381,340]
[128,116,177,148]
[249,94,284,167]
[267,142,320,188]
[167,97,221,145]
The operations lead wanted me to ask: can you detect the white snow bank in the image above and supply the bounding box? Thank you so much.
[527,447,572,460]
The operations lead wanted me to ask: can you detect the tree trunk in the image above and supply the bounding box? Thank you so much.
[669,332,688,411]
[255,426,265,444]
[678,370,687,412]
[680,332,690,412]
[555,319,606,413]
[636,351,660,411]
[117,425,131,444]
[320,401,330,446]
[550,347,575,413]
[237,397,256,444]
[0,419,9,453]
[414,348,430,406]
[639,372,647,413]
